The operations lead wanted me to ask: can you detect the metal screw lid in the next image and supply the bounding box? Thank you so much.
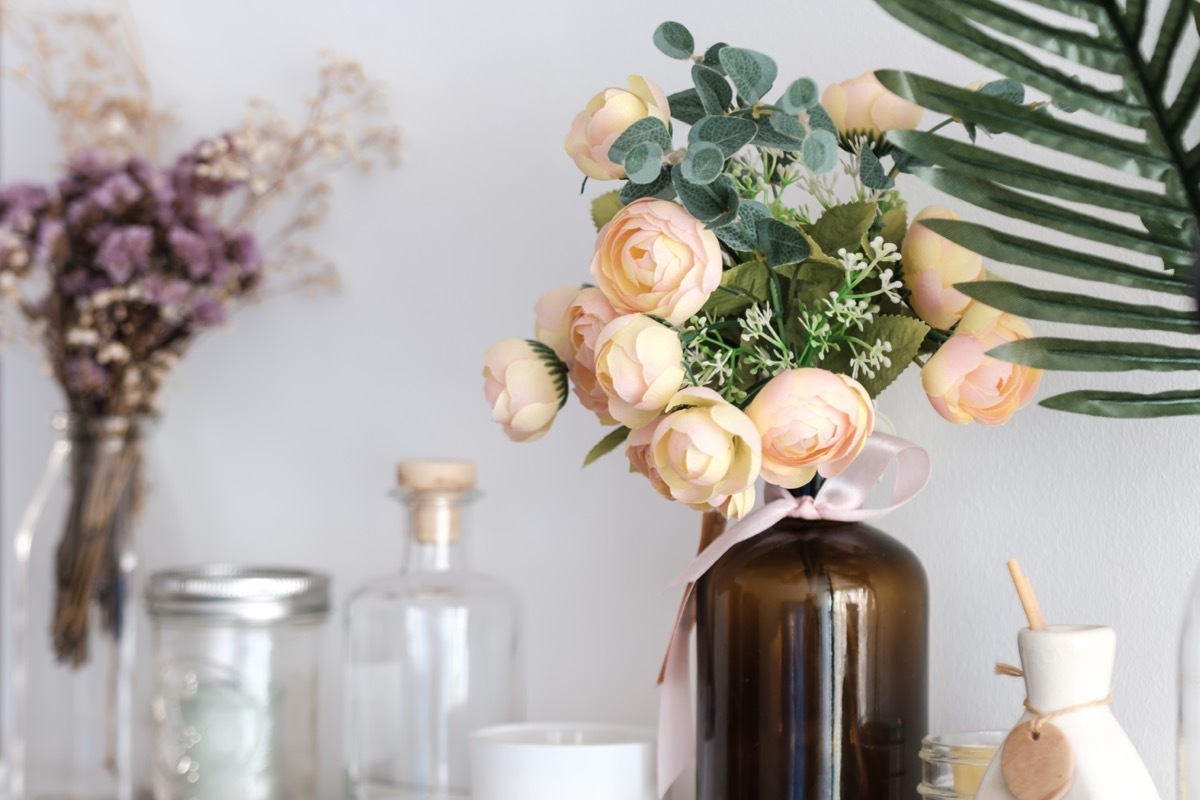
[146,564,331,623]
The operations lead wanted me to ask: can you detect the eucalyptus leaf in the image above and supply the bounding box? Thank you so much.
[624,141,665,184]
[751,123,807,150]
[591,190,623,231]
[653,21,694,60]
[583,426,631,467]
[808,201,878,255]
[780,78,820,113]
[689,115,758,156]
[979,77,1025,104]
[609,117,672,165]
[619,168,674,203]
[769,111,807,142]
[807,104,839,136]
[718,47,777,104]
[859,147,894,190]
[692,64,733,115]
[713,200,772,252]
[672,168,740,223]
[667,89,706,125]
[681,142,726,185]
[756,218,811,268]
[802,129,839,173]
[702,42,729,73]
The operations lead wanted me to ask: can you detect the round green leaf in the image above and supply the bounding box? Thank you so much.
[681,142,725,185]
[780,78,819,113]
[624,141,665,184]
[769,111,807,142]
[688,116,757,157]
[653,21,694,60]
[803,129,838,173]
[718,47,777,105]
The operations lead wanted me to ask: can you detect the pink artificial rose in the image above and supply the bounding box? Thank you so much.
[564,75,671,181]
[901,206,987,331]
[594,314,685,429]
[534,284,582,365]
[744,368,875,488]
[718,485,756,520]
[922,303,1043,425]
[482,338,567,442]
[650,387,762,514]
[821,71,923,138]
[626,420,673,500]
[591,198,722,325]
[565,287,620,424]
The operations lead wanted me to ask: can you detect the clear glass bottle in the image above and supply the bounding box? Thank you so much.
[344,460,522,800]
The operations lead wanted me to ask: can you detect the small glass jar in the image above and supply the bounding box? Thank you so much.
[146,565,331,800]
[918,732,1004,799]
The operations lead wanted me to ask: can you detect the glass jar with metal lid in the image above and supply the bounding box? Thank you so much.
[146,565,331,800]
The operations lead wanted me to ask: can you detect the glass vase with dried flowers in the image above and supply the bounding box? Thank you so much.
[0,4,401,798]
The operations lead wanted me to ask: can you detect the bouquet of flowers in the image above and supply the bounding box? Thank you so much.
[0,4,400,664]
[484,21,1043,517]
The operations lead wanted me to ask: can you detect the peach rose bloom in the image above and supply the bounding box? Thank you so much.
[591,198,722,325]
[718,485,756,520]
[482,338,566,442]
[821,71,923,137]
[565,75,671,181]
[594,314,686,430]
[565,287,620,424]
[922,303,1043,425]
[901,206,987,330]
[626,419,673,500]
[650,387,762,513]
[534,284,582,365]
[745,368,875,488]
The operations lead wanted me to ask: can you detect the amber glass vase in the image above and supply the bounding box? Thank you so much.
[695,502,929,800]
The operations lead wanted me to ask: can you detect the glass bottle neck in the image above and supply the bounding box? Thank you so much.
[398,489,477,574]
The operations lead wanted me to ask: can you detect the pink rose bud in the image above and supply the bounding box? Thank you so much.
[564,76,671,181]
[921,303,1042,425]
[591,198,721,325]
[901,206,987,331]
[821,71,923,138]
[482,338,568,442]
[650,387,762,514]
[594,314,686,430]
[626,419,673,501]
[565,287,620,424]
[534,284,582,365]
[745,368,875,488]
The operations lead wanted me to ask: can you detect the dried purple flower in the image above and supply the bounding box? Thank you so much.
[191,296,227,327]
[92,172,143,212]
[96,225,153,283]
[64,357,111,395]
[141,274,191,306]
[35,220,66,264]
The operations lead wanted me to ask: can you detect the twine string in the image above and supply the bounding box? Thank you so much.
[994,662,1113,737]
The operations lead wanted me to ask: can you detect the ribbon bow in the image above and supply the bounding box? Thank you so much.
[655,433,931,797]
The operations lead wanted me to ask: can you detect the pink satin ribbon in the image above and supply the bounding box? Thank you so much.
[656,432,931,797]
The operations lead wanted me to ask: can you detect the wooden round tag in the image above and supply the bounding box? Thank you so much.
[1000,720,1075,800]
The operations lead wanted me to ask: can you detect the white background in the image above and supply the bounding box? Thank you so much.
[2,0,1197,797]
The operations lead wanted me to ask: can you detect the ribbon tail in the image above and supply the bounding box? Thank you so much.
[657,583,695,798]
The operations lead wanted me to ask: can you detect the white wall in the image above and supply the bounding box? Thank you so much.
[2,0,1197,797]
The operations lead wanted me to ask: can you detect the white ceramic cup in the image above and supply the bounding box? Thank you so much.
[470,722,656,800]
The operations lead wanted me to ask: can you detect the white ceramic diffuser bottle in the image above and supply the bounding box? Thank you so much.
[976,562,1158,800]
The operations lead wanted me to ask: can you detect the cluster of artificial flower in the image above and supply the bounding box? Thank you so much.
[0,144,263,417]
[484,24,1042,517]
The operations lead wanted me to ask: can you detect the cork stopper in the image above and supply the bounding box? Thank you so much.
[397,460,475,544]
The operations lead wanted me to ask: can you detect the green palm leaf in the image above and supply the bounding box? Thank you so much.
[873,0,1200,417]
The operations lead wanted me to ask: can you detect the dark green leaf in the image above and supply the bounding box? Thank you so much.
[782,260,845,305]
[1039,389,1200,418]
[769,111,807,142]
[756,219,811,268]
[990,338,1200,372]
[807,104,839,136]
[667,89,706,125]
[713,200,772,252]
[802,129,839,173]
[688,116,758,156]
[625,141,665,184]
[859,147,894,190]
[619,168,674,203]
[692,64,733,115]
[808,201,878,255]
[681,142,725,184]
[979,78,1025,104]
[956,281,1200,334]
[653,21,694,60]
[591,191,623,231]
[583,426,630,466]
[609,117,672,164]
[780,78,820,113]
[701,42,729,73]
[672,168,740,223]
[718,47,777,104]
[751,123,807,150]
[701,260,771,317]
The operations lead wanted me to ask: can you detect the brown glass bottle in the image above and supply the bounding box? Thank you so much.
[695,513,928,800]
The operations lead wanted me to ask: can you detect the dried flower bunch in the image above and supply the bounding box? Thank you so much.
[0,0,401,665]
[484,21,1042,517]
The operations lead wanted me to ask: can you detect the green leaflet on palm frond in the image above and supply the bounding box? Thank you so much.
[872,0,1200,416]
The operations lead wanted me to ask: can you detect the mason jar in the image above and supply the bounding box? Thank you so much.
[146,565,331,800]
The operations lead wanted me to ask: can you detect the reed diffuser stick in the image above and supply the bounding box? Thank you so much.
[1007,559,1046,631]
